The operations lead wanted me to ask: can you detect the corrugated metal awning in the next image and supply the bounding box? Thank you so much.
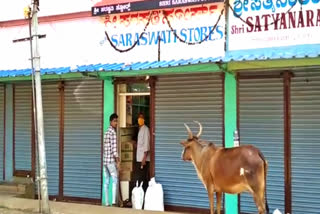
[0,57,222,78]
[1,44,320,78]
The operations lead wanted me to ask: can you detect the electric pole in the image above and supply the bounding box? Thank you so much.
[17,2,50,212]
[30,1,50,213]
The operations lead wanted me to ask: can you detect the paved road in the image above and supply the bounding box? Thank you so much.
[0,208,38,214]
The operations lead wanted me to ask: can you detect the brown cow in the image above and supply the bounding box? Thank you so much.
[180,121,269,214]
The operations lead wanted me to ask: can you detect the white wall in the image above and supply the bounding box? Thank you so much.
[0,0,99,21]
[0,2,226,70]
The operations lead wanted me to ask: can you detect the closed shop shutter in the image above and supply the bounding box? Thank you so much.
[14,84,32,171]
[291,71,320,214]
[63,80,102,199]
[155,73,223,208]
[35,82,60,196]
[238,77,285,213]
[0,85,4,181]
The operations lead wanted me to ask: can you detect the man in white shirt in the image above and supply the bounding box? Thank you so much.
[136,113,150,192]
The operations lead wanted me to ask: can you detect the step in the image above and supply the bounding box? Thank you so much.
[0,182,26,195]
[12,176,33,185]
[0,177,35,199]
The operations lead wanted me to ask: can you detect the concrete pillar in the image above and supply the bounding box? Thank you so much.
[224,72,238,214]
[5,84,13,181]
[101,78,114,206]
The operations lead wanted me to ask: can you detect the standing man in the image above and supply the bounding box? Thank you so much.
[136,113,150,192]
[104,113,120,206]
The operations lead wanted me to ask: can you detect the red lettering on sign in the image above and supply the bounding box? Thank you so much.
[104,4,220,28]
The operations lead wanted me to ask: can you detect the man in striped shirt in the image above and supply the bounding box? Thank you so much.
[103,113,120,206]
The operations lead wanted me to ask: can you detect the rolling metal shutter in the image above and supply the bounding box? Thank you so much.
[238,77,285,213]
[0,85,4,181]
[14,84,32,171]
[35,82,60,196]
[155,73,223,208]
[63,80,102,199]
[291,71,320,214]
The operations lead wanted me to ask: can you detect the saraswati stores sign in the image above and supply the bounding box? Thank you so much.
[228,0,320,50]
[94,0,225,62]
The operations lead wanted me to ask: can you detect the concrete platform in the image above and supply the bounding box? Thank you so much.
[0,193,183,214]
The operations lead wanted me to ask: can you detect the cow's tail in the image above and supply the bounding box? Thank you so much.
[259,151,269,214]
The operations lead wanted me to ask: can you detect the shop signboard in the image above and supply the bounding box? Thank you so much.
[228,0,320,50]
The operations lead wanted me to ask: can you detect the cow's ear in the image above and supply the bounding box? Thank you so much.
[180,141,188,147]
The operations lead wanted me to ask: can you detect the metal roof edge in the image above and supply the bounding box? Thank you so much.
[0,58,222,80]
[0,62,222,82]
[225,44,320,62]
[227,57,320,71]
[98,62,222,78]
[1,48,320,80]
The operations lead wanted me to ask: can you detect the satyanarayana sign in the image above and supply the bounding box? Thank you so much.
[228,0,320,50]
[98,2,225,61]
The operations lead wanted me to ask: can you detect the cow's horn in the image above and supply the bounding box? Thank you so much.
[184,123,193,139]
[194,121,203,138]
